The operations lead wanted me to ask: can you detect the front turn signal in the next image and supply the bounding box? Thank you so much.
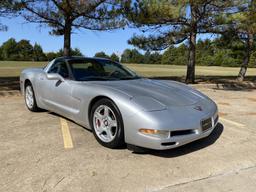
[139,129,169,138]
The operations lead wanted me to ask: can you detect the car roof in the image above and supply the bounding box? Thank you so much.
[54,56,111,62]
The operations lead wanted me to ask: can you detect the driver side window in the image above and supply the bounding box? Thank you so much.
[48,61,70,79]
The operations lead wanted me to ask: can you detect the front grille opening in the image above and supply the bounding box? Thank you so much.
[170,129,195,137]
[161,142,176,146]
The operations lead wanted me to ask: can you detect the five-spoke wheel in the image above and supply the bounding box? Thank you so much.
[90,98,124,148]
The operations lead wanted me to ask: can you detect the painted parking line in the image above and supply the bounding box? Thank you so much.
[219,117,245,128]
[60,118,74,149]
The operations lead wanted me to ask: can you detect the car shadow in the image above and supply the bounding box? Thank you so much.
[146,123,224,158]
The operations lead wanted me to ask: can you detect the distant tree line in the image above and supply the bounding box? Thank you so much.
[97,37,256,67]
[0,38,82,61]
[1,37,255,68]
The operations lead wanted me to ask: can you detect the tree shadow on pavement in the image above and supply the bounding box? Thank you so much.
[152,76,256,91]
[148,123,224,158]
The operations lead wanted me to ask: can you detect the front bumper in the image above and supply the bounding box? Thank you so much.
[136,124,216,150]
[124,101,218,150]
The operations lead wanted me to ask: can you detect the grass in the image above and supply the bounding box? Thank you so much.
[0,61,46,77]
[0,61,255,78]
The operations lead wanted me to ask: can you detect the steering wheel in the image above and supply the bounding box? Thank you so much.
[108,70,121,77]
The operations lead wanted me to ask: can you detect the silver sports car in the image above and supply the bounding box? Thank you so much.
[20,57,218,150]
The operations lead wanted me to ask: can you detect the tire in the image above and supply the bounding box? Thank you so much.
[90,98,125,149]
[24,82,40,112]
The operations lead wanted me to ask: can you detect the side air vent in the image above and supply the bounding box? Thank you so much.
[161,142,176,146]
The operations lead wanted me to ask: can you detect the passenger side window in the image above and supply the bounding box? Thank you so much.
[48,63,59,73]
[48,62,70,79]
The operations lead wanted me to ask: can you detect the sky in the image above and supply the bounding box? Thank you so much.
[0,17,140,57]
[0,17,215,57]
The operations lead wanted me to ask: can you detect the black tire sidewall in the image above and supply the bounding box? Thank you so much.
[90,98,125,149]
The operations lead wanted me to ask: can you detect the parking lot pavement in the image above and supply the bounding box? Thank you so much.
[0,87,256,192]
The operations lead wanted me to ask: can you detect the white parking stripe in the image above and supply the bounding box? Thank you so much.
[219,117,245,127]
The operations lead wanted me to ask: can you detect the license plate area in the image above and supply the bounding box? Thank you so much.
[201,117,212,132]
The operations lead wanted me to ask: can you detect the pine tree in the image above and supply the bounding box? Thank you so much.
[19,0,125,56]
[125,0,236,83]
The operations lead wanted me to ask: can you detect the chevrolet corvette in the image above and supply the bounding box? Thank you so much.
[20,57,218,150]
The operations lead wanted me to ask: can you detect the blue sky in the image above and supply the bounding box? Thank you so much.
[0,17,140,57]
[0,17,215,57]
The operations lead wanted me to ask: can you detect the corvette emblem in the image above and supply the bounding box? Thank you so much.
[194,106,203,111]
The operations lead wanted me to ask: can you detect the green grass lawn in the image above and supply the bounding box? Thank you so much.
[0,61,255,78]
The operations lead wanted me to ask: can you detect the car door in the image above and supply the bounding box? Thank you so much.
[39,60,76,118]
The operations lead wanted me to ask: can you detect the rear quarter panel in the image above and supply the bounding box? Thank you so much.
[20,68,44,100]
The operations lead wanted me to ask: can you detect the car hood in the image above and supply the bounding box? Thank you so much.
[91,79,207,107]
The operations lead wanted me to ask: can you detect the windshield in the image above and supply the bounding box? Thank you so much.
[68,59,140,81]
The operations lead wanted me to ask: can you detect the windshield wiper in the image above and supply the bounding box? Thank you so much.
[119,76,140,80]
[79,76,116,81]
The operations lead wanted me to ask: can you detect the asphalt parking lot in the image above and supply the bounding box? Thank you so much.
[1,85,256,192]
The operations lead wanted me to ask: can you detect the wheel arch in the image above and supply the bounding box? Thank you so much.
[87,95,124,131]
[24,79,32,88]
[88,95,113,120]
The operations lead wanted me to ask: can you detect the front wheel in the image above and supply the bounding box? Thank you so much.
[25,83,40,112]
[90,98,125,149]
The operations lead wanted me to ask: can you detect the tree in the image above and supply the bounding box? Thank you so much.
[143,50,163,64]
[143,50,151,64]
[46,52,58,61]
[110,53,119,62]
[19,0,125,56]
[94,51,110,59]
[161,45,188,65]
[121,48,144,63]
[125,0,236,83]
[0,46,3,60]
[229,0,256,81]
[33,43,46,61]
[1,38,18,60]
[56,48,83,57]
[121,49,132,63]
[16,39,33,60]
[146,52,162,64]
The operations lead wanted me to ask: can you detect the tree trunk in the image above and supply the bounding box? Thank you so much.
[186,30,197,84]
[63,20,72,57]
[237,33,253,81]
[186,4,197,84]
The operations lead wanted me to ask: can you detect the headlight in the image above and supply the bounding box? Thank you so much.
[139,128,170,139]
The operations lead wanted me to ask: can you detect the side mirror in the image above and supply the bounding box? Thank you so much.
[46,73,65,82]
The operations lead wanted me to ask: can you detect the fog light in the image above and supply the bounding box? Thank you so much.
[139,129,169,139]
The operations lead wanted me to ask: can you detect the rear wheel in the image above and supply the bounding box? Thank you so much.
[25,83,40,112]
[90,98,125,149]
